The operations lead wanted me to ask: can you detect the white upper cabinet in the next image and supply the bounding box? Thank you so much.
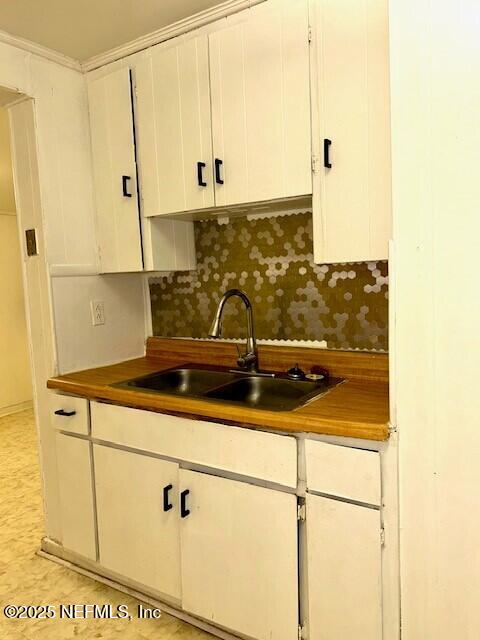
[310,0,392,263]
[134,0,312,217]
[209,0,312,208]
[135,35,215,217]
[88,67,143,273]
[87,67,197,273]
[87,0,392,265]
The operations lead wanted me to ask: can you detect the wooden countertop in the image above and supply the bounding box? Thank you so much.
[47,338,390,441]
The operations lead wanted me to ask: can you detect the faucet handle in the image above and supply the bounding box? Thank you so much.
[287,363,306,380]
[237,352,257,370]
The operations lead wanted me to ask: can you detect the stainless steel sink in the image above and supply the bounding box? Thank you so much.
[115,366,343,412]
[203,375,338,411]
[117,368,237,396]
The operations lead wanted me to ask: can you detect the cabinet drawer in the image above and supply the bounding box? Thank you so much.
[91,402,297,488]
[305,440,381,506]
[50,393,90,435]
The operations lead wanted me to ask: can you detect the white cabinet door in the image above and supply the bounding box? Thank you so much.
[88,67,143,273]
[209,0,312,208]
[135,35,214,217]
[56,433,96,560]
[94,444,181,600]
[306,494,383,640]
[180,469,298,640]
[311,0,392,263]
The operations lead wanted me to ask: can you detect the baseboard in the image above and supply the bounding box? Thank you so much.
[0,400,33,418]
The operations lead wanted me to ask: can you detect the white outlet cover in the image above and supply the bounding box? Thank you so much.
[90,300,105,326]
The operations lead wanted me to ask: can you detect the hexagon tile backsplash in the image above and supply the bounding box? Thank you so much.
[149,211,388,351]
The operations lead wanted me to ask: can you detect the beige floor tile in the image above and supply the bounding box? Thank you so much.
[0,410,213,639]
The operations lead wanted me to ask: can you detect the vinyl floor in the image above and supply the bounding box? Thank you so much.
[0,409,212,640]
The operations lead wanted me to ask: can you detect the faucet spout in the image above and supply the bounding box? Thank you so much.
[209,289,258,372]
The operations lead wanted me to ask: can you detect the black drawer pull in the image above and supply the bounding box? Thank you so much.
[214,158,224,185]
[163,484,173,512]
[197,161,207,187]
[122,175,132,197]
[180,489,190,518]
[323,139,332,169]
[54,409,76,417]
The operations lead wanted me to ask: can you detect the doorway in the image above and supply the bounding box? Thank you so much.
[0,86,60,539]
[0,105,33,418]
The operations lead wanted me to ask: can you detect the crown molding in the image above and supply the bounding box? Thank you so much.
[0,29,81,71]
[82,0,266,73]
[0,0,266,75]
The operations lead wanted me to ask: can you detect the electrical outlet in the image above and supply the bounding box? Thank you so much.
[90,300,105,326]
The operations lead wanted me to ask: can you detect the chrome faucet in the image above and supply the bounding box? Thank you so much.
[209,289,258,373]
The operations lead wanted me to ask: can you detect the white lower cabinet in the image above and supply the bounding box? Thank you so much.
[93,444,181,600]
[92,444,298,639]
[56,400,388,640]
[179,469,298,640]
[56,433,96,561]
[306,494,383,640]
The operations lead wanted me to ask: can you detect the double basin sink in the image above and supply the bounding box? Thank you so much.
[115,366,343,412]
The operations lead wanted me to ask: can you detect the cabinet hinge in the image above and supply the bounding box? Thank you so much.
[311,155,320,174]
[297,504,306,521]
[308,26,312,43]
[380,527,385,546]
[298,624,306,640]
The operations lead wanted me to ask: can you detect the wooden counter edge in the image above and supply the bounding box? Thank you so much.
[47,376,390,442]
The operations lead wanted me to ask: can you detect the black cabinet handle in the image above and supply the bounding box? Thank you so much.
[214,158,224,185]
[180,489,190,518]
[323,139,332,169]
[197,161,207,187]
[163,484,173,512]
[54,409,76,417]
[122,175,132,197]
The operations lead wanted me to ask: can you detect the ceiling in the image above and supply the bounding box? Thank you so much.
[0,0,224,62]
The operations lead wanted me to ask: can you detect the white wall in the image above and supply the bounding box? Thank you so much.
[0,212,32,416]
[0,109,32,415]
[0,213,32,415]
[389,1,480,638]
[51,274,146,373]
[0,106,16,212]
